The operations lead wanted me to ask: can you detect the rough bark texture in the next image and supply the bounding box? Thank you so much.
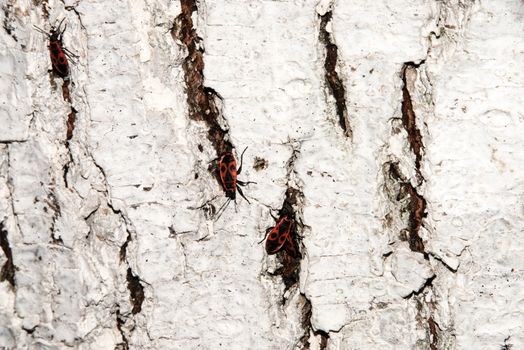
[0,0,523,349]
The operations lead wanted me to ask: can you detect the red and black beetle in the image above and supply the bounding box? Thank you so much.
[34,19,75,79]
[265,215,298,258]
[214,147,254,219]
[218,147,250,202]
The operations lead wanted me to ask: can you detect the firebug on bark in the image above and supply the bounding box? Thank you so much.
[34,19,76,80]
[264,215,298,257]
[213,147,254,219]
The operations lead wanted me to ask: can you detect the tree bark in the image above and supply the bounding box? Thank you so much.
[0,0,522,349]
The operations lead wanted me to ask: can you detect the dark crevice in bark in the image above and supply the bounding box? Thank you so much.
[172,0,232,156]
[62,159,71,188]
[428,315,441,350]
[114,212,144,316]
[22,325,37,334]
[120,231,132,263]
[395,61,448,349]
[272,187,302,291]
[413,296,441,349]
[501,336,513,350]
[404,275,435,299]
[319,11,351,138]
[388,162,427,256]
[62,81,71,102]
[401,62,425,173]
[66,107,77,141]
[0,222,15,287]
[92,158,145,316]
[126,268,145,315]
[299,295,329,350]
[115,308,129,350]
[267,148,304,293]
[47,189,64,244]
[63,105,76,188]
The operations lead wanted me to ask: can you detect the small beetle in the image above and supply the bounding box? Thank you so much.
[218,147,250,202]
[213,147,254,219]
[264,215,298,258]
[34,19,75,79]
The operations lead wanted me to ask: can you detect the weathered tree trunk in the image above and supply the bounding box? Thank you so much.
[1,0,523,349]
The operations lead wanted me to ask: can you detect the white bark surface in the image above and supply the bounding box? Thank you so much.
[0,0,523,349]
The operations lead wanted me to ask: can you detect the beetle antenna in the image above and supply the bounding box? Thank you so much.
[33,25,50,37]
[56,18,66,33]
[237,146,248,174]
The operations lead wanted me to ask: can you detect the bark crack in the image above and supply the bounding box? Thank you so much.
[115,308,129,350]
[126,268,145,315]
[89,155,146,316]
[46,188,64,244]
[401,62,425,175]
[427,315,441,350]
[391,60,453,348]
[172,0,232,156]
[299,295,329,350]
[266,146,304,293]
[319,11,351,138]
[387,162,427,256]
[0,222,15,287]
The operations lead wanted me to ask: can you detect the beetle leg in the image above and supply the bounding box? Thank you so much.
[258,227,273,244]
[63,47,78,58]
[237,146,248,175]
[208,156,220,164]
[237,186,250,204]
[213,198,231,221]
[237,179,256,186]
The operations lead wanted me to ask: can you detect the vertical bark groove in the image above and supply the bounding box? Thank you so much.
[319,11,351,138]
[401,62,424,173]
[388,162,427,255]
[299,295,330,349]
[126,268,145,315]
[173,0,232,156]
[0,222,15,287]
